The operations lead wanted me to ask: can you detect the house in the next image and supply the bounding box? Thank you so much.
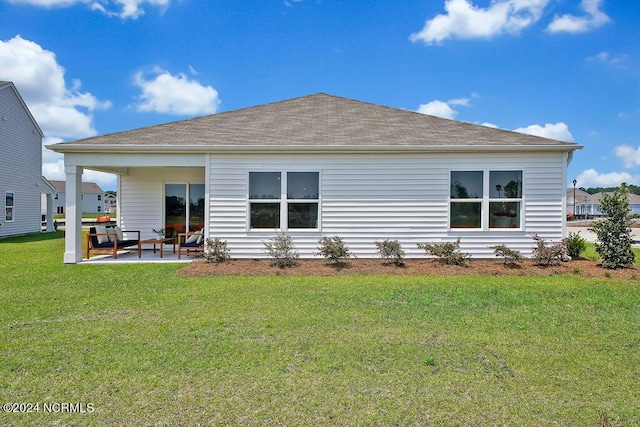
[48,93,581,264]
[47,180,106,215]
[104,193,117,214]
[584,191,640,217]
[0,81,55,237]
[566,187,589,218]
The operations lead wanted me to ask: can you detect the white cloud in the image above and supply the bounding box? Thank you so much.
[546,0,610,34]
[417,100,458,119]
[133,67,221,115]
[416,96,470,119]
[0,35,110,139]
[480,122,498,128]
[614,145,640,168]
[576,169,639,188]
[7,0,170,19]
[0,36,114,186]
[513,122,574,142]
[410,0,548,45]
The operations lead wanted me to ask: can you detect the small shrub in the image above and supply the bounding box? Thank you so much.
[316,235,352,265]
[491,244,523,267]
[203,237,230,263]
[263,233,299,268]
[531,234,568,266]
[589,184,636,269]
[374,239,405,266]
[565,231,587,259]
[417,237,469,266]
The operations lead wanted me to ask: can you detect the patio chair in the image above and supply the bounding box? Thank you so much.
[87,226,140,259]
[178,228,205,259]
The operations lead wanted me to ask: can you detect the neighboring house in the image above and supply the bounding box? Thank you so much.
[566,188,590,217]
[47,180,105,215]
[584,192,640,217]
[104,193,117,214]
[0,81,55,237]
[49,93,581,264]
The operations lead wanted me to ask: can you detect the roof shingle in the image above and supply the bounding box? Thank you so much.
[53,93,579,149]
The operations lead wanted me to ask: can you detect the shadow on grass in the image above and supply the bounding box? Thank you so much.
[0,231,64,244]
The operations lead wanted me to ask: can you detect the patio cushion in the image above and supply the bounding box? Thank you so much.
[185,233,199,244]
[95,225,109,244]
[114,225,124,240]
[105,226,115,242]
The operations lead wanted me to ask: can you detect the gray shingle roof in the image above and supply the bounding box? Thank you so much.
[48,180,104,194]
[52,93,579,150]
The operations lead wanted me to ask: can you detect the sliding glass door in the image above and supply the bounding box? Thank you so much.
[165,183,205,239]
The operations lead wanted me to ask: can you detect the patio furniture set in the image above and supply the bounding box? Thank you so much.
[86,226,204,260]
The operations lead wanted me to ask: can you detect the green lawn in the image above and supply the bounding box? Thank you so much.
[1,233,639,426]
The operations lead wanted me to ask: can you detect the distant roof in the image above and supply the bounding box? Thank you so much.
[49,93,581,153]
[588,191,640,205]
[48,180,104,194]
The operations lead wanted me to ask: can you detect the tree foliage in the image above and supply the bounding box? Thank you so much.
[589,184,636,269]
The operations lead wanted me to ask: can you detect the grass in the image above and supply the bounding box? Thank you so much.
[1,233,639,425]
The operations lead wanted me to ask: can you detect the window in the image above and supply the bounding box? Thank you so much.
[5,191,14,222]
[489,171,522,229]
[249,171,319,230]
[450,170,523,230]
[98,194,102,201]
[450,171,483,228]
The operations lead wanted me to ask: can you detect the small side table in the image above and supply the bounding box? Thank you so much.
[138,238,176,258]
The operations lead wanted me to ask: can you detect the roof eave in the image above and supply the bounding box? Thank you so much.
[47,143,583,154]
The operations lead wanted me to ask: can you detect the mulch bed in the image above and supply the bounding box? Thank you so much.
[178,258,639,280]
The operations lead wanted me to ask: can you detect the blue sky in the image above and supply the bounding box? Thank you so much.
[0,0,638,191]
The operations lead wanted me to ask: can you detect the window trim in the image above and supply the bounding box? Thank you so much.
[5,191,15,222]
[449,169,524,231]
[248,171,321,232]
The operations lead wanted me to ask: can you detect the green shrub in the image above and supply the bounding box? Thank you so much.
[263,233,299,268]
[491,244,523,267]
[203,237,230,263]
[374,239,405,266]
[589,184,636,269]
[417,237,469,266]
[316,235,352,265]
[531,234,567,266]
[564,231,587,259]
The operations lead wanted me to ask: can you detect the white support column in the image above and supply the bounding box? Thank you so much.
[45,193,55,232]
[64,166,83,264]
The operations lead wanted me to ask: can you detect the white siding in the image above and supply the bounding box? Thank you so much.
[119,167,205,240]
[0,85,43,237]
[206,152,566,259]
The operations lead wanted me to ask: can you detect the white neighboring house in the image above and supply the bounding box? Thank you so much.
[104,193,117,214]
[49,93,582,264]
[0,81,55,237]
[584,192,640,217]
[566,187,590,218]
[47,180,106,215]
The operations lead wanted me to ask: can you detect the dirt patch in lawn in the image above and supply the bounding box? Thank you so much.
[178,257,640,280]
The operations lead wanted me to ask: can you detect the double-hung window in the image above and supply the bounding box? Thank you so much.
[488,171,522,229]
[5,191,15,222]
[249,171,319,230]
[450,170,523,230]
